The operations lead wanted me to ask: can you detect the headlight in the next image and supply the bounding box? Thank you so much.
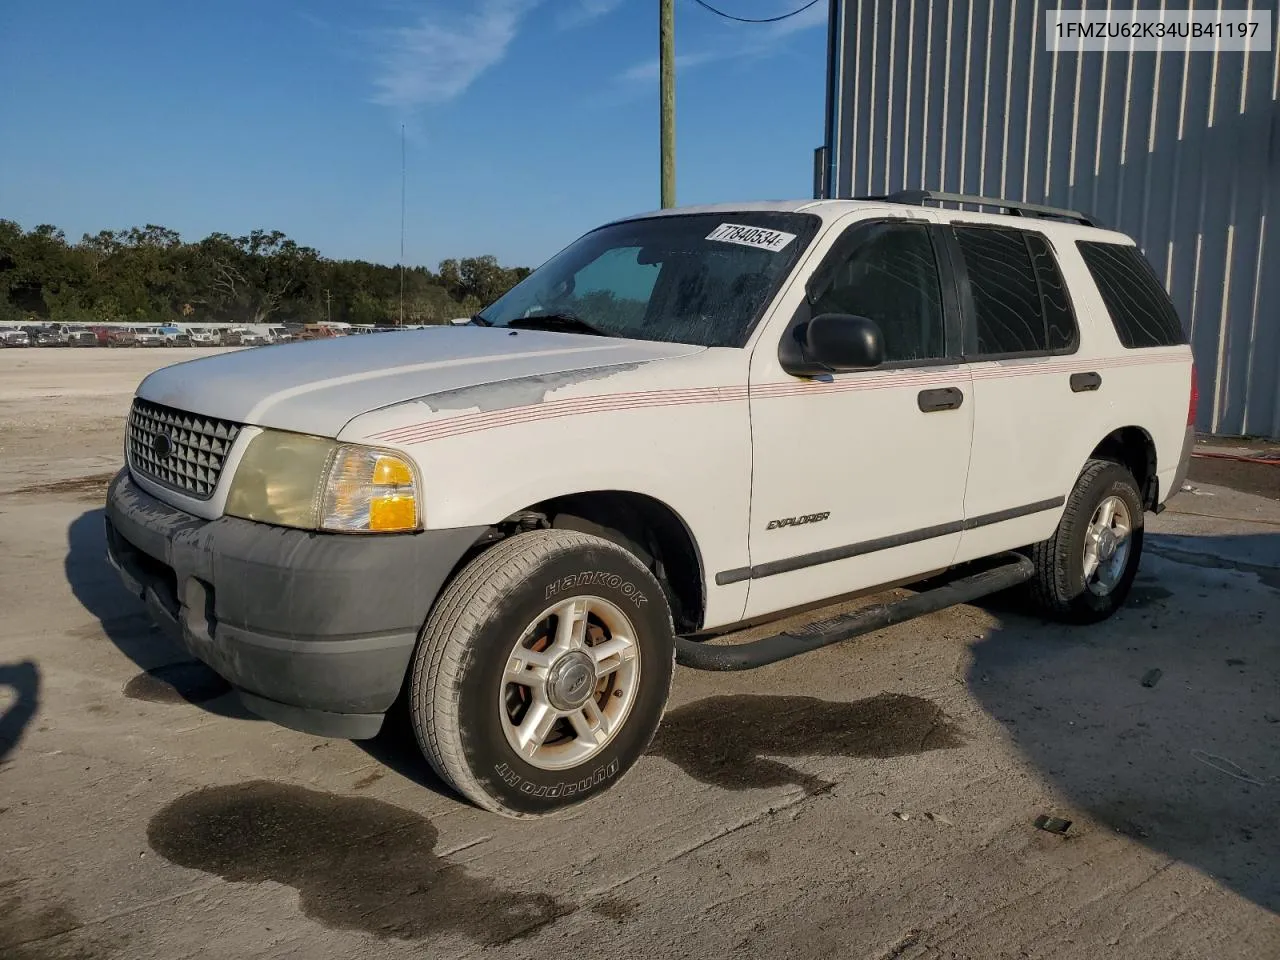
[224,429,420,533]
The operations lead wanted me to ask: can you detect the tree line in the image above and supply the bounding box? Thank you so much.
[0,219,533,327]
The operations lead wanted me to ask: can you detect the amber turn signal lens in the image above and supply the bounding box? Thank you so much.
[320,447,420,533]
[369,495,418,531]
[373,455,414,486]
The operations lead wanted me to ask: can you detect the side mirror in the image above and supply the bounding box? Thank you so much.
[779,313,884,376]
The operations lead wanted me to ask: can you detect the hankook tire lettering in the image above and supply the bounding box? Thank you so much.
[544,572,648,608]
[494,760,620,797]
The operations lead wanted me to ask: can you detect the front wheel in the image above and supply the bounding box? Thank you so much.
[408,529,674,818]
[1025,458,1144,623]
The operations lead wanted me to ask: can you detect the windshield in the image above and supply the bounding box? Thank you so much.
[477,212,819,348]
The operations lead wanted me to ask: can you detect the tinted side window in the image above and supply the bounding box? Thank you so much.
[1077,241,1187,347]
[1026,232,1078,351]
[811,222,946,363]
[954,226,1046,354]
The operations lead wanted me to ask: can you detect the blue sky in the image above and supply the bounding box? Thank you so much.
[0,1,829,270]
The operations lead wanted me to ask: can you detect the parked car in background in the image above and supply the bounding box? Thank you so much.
[22,325,63,347]
[63,324,99,347]
[104,327,137,348]
[298,324,339,340]
[157,325,191,347]
[34,324,63,345]
[267,326,292,343]
[187,327,219,347]
[240,331,269,346]
[130,326,167,348]
[0,328,31,347]
[218,328,244,346]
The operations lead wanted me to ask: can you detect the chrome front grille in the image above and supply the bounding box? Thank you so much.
[127,399,242,500]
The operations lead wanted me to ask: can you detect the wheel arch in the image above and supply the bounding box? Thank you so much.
[1088,425,1159,510]
[419,487,708,666]
[536,490,706,634]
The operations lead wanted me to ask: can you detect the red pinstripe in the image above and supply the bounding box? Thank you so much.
[379,392,744,445]
[370,353,1190,446]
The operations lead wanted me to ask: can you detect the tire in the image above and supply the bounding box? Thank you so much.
[408,529,675,818]
[1026,458,1144,623]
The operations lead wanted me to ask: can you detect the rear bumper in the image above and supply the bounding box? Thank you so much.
[104,469,485,738]
[1166,425,1196,505]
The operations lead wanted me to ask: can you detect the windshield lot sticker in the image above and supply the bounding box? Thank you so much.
[706,223,797,252]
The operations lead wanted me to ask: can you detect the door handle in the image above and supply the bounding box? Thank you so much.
[917,387,965,412]
[1070,371,1102,393]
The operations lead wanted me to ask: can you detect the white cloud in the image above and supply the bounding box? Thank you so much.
[618,51,722,83]
[757,1,828,39]
[371,0,542,111]
[616,0,828,84]
[559,0,625,29]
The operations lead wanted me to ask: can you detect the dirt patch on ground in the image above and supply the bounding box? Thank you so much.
[589,897,637,922]
[4,473,118,501]
[1187,457,1280,501]
[0,887,114,960]
[122,662,232,705]
[649,692,963,794]
[146,781,573,945]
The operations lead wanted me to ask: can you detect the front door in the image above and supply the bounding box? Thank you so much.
[742,217,974,620]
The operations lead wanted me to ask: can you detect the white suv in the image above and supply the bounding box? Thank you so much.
[104,192,1195,817]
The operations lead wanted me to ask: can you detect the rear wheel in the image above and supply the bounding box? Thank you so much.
[408,529,674,818]
[1026,458,1144,623]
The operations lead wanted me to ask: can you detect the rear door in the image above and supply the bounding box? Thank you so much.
[1073,239,1195,502]
[941,223,1095,564]
[742,216,973,619]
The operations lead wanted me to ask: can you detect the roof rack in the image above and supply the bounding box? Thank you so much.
[855,190,1098,227]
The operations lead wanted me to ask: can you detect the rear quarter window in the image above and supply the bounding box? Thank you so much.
[1076,241,1187,348]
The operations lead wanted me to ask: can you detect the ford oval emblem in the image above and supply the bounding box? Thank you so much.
[151,432,174,459]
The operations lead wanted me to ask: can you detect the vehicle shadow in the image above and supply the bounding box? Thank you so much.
[64,508,256,720]
[352,696,457,800]
[967,532,1280,914]
[0,659,40,762]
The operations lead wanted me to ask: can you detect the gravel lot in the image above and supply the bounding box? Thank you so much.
[1,349,1277,959]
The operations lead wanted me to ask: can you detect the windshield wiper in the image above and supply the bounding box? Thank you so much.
[469,313,492,326]
[506,312,614,337]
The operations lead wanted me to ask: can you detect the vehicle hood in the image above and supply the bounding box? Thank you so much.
[136,326,705,437]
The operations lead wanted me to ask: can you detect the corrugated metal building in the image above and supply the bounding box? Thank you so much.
[819,0,1279,436]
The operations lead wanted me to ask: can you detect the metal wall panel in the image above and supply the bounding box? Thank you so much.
[823,0,1280,436]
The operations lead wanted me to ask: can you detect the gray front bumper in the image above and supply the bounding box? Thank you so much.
[104,469,485,738]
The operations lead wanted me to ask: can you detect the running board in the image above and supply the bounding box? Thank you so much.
[674,553,1035,671]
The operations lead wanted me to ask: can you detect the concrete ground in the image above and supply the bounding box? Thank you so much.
[1,348,1277,960]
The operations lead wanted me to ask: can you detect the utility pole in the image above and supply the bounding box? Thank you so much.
[323,288,332,325]
[660,0,675,208]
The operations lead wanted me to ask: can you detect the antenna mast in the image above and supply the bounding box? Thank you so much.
[399,123,406,326]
